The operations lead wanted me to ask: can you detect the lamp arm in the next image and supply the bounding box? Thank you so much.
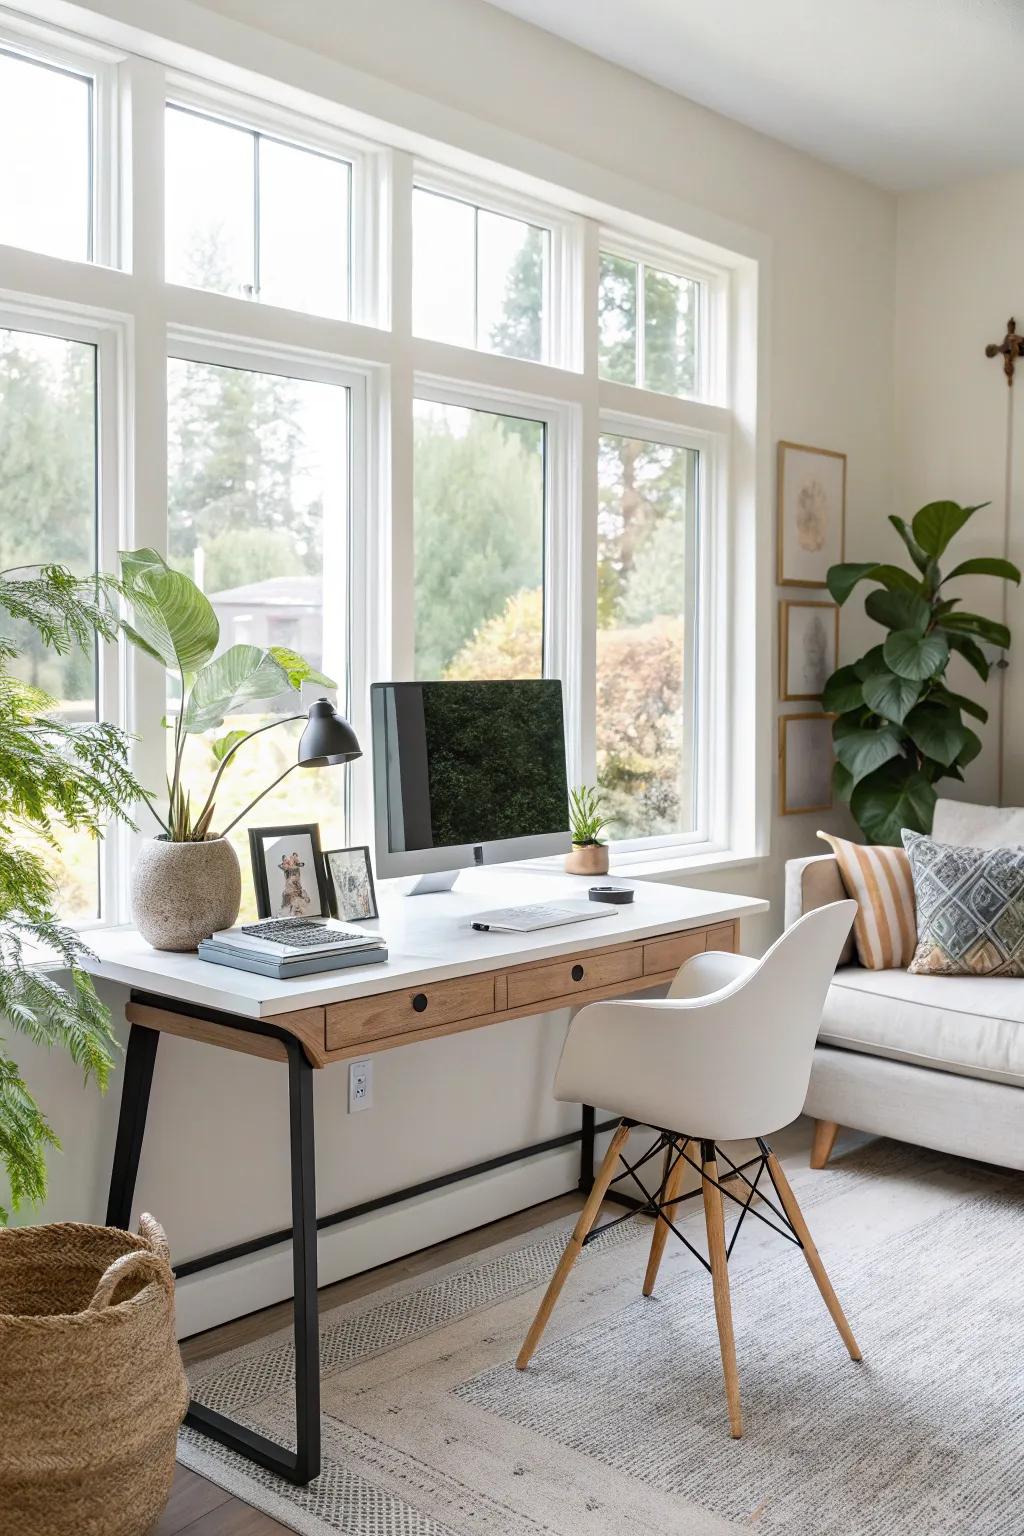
[194,712,304,832]
[217,761,300,839]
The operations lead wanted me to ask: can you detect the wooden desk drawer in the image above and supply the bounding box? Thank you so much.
[326,974,495,1051]
[643,929,708,976]
[506,946,643,1010]
[706,922,737,951]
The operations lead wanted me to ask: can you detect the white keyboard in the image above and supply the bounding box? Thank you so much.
[471,900,615,933]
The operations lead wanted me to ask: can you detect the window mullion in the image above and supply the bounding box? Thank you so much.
[574,217,601,787]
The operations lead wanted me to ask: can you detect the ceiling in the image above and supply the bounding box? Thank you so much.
[481,0,1024,191]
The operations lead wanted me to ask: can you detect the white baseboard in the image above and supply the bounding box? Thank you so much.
[174,1142,591,1339]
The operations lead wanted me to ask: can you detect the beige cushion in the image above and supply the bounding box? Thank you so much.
[820,965,1024,1087]
[932,797,1024,848]
[818,831,916,970]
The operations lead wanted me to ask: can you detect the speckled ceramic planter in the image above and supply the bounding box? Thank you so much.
[131,837,241,951]
[565,842,609,876]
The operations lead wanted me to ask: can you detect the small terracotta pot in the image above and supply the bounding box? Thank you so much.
[565,842,610,876]
[131,836,242,951]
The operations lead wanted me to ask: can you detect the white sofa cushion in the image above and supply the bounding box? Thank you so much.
[820,966,1024,1087]
[932,797,1024,848]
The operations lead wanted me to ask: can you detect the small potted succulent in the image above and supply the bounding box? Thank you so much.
[566,784,612,876]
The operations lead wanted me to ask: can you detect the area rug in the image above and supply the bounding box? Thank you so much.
[178,1138,1024,1535]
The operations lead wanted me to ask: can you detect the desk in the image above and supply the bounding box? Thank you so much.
[83,870,768,1486]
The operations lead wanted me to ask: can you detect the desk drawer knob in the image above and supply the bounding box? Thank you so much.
[571,964,585,983]
[411,992,429,1013]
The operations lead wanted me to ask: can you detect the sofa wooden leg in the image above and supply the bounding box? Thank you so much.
[810,1119,840,1169]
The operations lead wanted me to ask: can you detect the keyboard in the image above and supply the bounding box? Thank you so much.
[471,900,615,933]
[240,917,365,949]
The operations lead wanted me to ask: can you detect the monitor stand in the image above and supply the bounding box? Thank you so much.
[406,870,460,896]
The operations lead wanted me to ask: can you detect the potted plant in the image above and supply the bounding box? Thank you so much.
[119,547,339,950]
[566,784,613,875]
[823,500,1020,844]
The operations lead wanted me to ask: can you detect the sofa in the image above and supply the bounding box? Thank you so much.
[786,798,1024,1173]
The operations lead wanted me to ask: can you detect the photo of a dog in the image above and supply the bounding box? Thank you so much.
[249,825,329,920]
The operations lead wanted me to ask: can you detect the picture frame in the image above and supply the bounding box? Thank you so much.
[779,599,839,701]
[779,713,836,816]
[324,844,379,923]
[777,440,847,588]
[248,824,330,920]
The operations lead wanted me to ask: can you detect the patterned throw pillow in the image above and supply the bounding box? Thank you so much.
[902,829,1024,977]
[817,831,916,969]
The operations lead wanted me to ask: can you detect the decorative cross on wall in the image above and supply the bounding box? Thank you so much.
[985,317,1024,387]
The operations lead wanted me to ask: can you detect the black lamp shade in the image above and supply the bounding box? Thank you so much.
[297,698,362,767]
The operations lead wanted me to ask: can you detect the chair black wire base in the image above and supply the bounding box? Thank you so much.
[581,1122,803,1273]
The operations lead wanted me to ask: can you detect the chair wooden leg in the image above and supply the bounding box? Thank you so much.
[701,1144,743,1439]
[516,1120,632,1370]
[810,1119,840,1169]
[643,1137,691,1297]
[766,1152,862,1362]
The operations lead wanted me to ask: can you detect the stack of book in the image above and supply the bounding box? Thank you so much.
[198,917,388,979]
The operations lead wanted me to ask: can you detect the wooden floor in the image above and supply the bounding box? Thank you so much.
[153,1190,587,1535]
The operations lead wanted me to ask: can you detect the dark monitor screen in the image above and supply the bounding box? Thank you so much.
[372,679,569,855]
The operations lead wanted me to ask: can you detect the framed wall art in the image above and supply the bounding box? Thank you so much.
[779,599,839,701]
[779,713,836,816]
[777,440,846,587]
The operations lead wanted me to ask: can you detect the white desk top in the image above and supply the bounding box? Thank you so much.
[81,868,768,1019]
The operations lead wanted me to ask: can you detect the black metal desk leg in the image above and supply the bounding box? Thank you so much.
[579,1104,596,1192]
[106,1023,159,1229]
[185,1035,321,1485]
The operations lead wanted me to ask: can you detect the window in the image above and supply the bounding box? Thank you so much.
[596,433,698,840]
[413,400,546,681]
[599,252,700,398]
[1,326,100,920]
[413,187,548,361]
[165,105,351,318]
[0,49,93,261]
[167,356,351,917]
[2,13,751,921]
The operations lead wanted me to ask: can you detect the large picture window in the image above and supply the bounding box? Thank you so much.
[0,14,749,919]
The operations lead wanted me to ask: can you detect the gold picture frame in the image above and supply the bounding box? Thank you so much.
[779,599,839,701]
[776,440,847,588]
[779,712,836,816]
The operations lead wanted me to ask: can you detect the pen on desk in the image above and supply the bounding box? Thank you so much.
[472,922,491,931]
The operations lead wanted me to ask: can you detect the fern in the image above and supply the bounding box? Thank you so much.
[0,564,145,1221]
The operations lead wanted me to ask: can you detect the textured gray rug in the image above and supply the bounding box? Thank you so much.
[178,1138,1024,1535]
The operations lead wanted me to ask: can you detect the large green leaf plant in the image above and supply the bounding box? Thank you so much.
[823,501,1020,845]
[119,548,334,841]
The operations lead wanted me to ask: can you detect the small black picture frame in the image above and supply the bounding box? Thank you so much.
[324,844,379,923]
[248,824,331,920]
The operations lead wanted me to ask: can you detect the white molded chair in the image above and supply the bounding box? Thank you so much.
[516,900,860,1438]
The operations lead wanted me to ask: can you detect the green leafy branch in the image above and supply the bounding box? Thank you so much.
[823,500,1019,845]
[0,565,145,1221]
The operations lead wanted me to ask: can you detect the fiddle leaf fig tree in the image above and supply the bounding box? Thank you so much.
[823,501,1020,845]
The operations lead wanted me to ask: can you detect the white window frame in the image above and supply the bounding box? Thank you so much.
[0,296,130,925]
[164,73,389,329]
[0,15,121,270]
[412,162,583,371]
[0,7,765,926]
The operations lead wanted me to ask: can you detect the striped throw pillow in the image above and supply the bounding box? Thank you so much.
[816,831,917,970]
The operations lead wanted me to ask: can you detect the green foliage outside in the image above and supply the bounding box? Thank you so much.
[823,501,1020,845]
[0,567,144,1222]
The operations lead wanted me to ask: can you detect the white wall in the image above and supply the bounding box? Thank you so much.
[895,170,1024,807]
[19,0,896,1331]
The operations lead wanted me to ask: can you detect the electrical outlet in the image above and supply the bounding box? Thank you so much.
[348,1059,373,1113]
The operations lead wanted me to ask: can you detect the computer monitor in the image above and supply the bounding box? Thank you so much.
[371,679,571,892]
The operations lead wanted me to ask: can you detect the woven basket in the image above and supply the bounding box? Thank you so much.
[0,1214,189,1536]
